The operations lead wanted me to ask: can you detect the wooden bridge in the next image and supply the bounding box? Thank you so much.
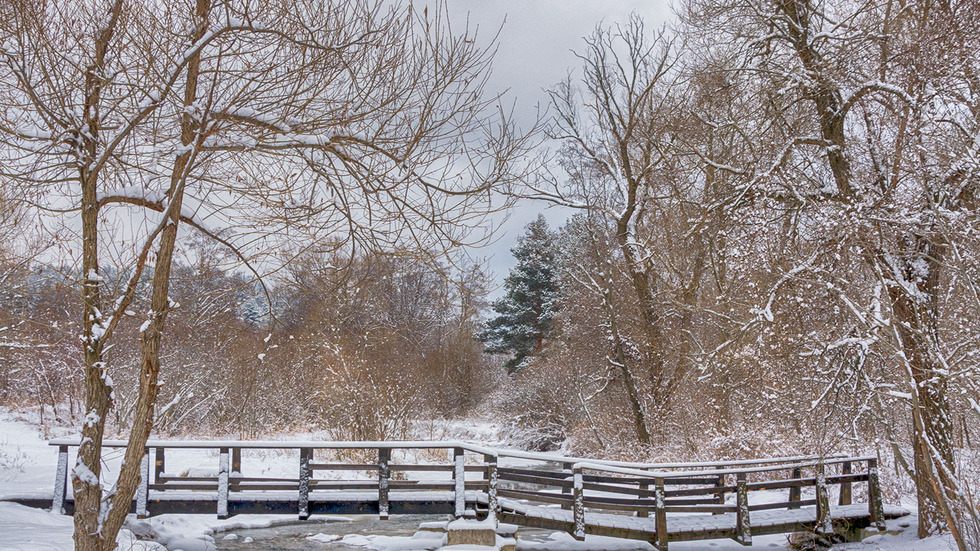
[30,439,906,549]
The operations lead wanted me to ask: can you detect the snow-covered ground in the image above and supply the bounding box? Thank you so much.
[0,409,956,550]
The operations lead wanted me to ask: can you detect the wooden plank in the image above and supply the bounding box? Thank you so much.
[638,480,649,518]
[654,477,668,550]
[52,445,68,515]
[231,447,242,492]
[735,472,751,546]
[815,464,832,534]
[486,454,499,523]
[298,447,311,520]
[136,449,150,519]
[500,466,570,480]
[310,463,378,471]
[868,458,885,530]
[390,464,453,472]
[217,447,230,519]
[748,499,815,511]
[788,467,802,510]
[572,467,585,540]
[715,472,726,516]
[498,488,573,506]
[388,482,454,491]
[378,448,391,520]
[154,447,165,484]
[663,504,735,514]
[561,462,573,511]
[453,447,465,518]
[746,478,814,492]
[838,461,852,505]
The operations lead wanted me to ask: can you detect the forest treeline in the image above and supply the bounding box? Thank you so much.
[0,0,978,547]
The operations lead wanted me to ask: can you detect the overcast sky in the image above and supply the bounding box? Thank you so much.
[437,1,674,295]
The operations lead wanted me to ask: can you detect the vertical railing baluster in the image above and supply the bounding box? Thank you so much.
[815,464,832,534]
[654,476,668,550]
[572,466,585,541]
[486,453,499,524]
[735,472,752,545]
[299,447,311,520]
[638,478,649,518]
[378,448,391,520]
[136,448,150,519]
[52,445,69,515]
[715,469,726,515]
[561,462,573,510]
[839,460,852,505]
[788,466,802,509]
[453,447,465,519]
[217,447,230,519]
[868,458,885,530]
[231,447,242,493]
[154,447,166,484]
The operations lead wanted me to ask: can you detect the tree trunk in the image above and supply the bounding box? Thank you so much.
[73,3,123,549]
[883,236,959,538]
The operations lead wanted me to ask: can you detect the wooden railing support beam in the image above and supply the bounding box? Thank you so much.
[217,447,230,519]
[52,445,68,515]
[136,448,150,519]
[788,467,802,509]
[868,458,885,530]
[453,447,465,519]
[735,472,752,546]
[654,477,668,550]
[378,448,391,520]
[815,464,832,534]
[839,460,852,505]
[572,466,585,541]
[298,447,311,520]
[486,453,499,524]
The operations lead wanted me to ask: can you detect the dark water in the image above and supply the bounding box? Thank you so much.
[214,514,447,550]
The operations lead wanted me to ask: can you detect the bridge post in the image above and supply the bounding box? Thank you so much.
[453,447,465,519]
[714,469,726,515]
[637,478,649,518]
[561,462,573,510]
[788,467,802,509]
[154,447,165,483]
[231,447,242,493]
[217,447,230,519]
[378,448,391,520]
[52,445,68,515]
[572,466,585,541]
[838,460,852,505]
[485,453,498,524]
[867,458,885,530]
[815,464,832,534]
[299,447,311,520]
[136,448,150,519]
[654,477,667,550]
[735,472,751,546]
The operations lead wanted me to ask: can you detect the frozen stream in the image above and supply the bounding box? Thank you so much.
[214,514,447,551]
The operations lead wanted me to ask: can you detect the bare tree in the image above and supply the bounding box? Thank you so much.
[682,0,980,544]
[0,1,534,549]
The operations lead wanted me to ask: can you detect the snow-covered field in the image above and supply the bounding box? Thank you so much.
[0,409,955,550]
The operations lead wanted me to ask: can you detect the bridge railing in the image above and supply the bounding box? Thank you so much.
[49,440,500,519]
[48,439,884,546]
[490,455,885,547]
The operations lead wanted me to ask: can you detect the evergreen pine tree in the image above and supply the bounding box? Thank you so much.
[479,215,560,373]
